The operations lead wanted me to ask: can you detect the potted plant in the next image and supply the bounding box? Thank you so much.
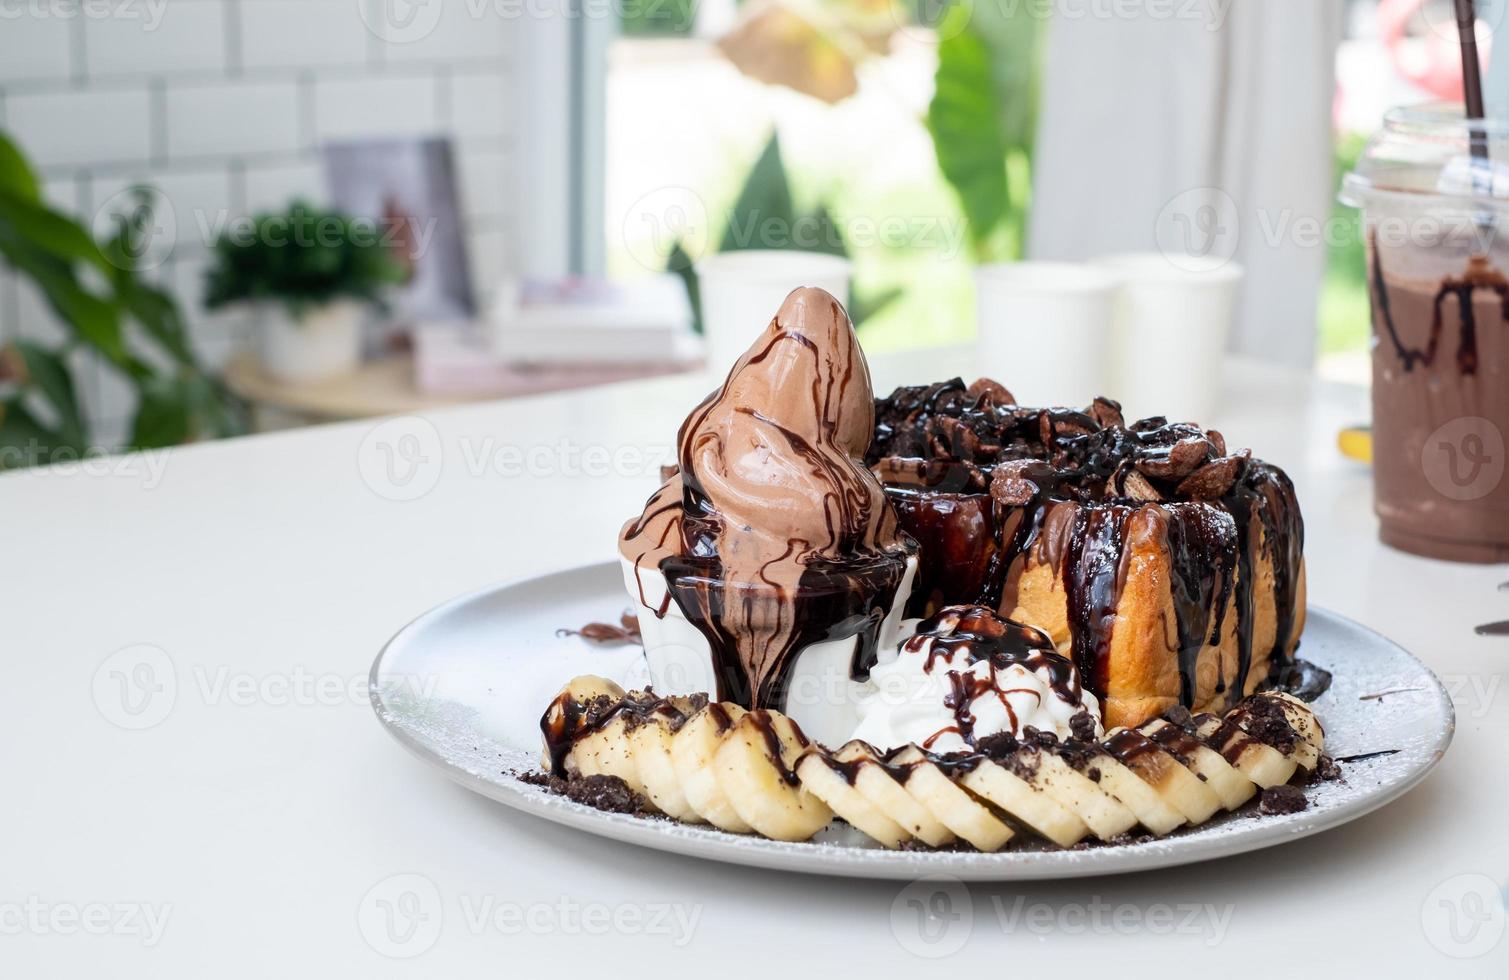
[205,202,406,384]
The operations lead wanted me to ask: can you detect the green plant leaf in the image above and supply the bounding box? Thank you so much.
[0,244,126,361]
[0,133,41,202]
[0,191,111,273]
[129,375,194,449]
[13,340,86,448]
[849,285,902,327]
[966,0,1043,154]
[719,134,799,252]
[204,201,406,317]
[927,17,1011,260]
[795,207,847,257]
[118,275,195,366]
[0,398,60,469]
[666,239,703,335]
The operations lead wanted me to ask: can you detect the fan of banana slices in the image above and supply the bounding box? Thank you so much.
[537,676,1327,851]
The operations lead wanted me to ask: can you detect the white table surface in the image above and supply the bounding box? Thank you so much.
[4,348,1507,976]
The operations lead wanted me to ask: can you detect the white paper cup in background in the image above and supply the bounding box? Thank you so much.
[1095,253,1244,424]
[696,250,852,374]
[974,262,1120,407]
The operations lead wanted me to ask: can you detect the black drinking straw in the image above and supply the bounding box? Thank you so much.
[1454,0,1492,189]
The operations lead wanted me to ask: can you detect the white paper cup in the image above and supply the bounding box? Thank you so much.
[974,262,1121,407]
[1095,253,1244,424]
[697,250,852,374]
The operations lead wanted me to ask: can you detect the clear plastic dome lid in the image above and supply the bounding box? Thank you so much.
[1341,102,1509,208]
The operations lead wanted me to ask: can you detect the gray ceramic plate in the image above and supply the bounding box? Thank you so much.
[370,561,1455,881]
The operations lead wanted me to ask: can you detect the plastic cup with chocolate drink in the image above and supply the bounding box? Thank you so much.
[1342,103,1509,562]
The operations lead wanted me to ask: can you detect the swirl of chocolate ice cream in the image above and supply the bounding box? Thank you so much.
[620,287,914,708]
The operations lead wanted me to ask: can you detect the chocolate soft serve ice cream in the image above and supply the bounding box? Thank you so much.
[619,287,917,744]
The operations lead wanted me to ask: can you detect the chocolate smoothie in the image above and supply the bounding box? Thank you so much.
[1368,244,1509,562]
[1345,103,1509,563]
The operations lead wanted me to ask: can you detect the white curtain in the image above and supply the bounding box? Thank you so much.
[1029,0,1345,368]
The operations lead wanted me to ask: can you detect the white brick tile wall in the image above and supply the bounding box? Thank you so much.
[165,80,302,159]
[456,146,512,222]
[240,0,369,71]
[14,276,71,348]
[450,69,510,140]
[0,4,521,446]
[378,2,511,64]
[241,159,326,214]
[93,168,237,256]
[466,227,514,306]
[174,253,253,368]
[0,12,75,84]
[6,88,153,167]
[314,74,439,141]
[84,1,228,77]
[0,270,16,344]
[41,176,85,215]
[84,349,137,449]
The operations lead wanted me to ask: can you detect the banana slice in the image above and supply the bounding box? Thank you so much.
[1227,694,1319,771]
[955,754,1090,848]
[1102,728,1222,825]
[796,750,910,849]
[832,741,956,848]
[1070,747,1186,836]
[626,697,706,823]
[1190,713,1297,789]
[538,674,629,775]
[886,746,1014,852]
[715,710,832,842]
[1138,718,1256,811]
[1268,693,1326,757]
[672,703,754,832]
[1014,743,1139,841]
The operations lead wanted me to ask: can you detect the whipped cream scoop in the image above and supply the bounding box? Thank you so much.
[852,605,1102,752]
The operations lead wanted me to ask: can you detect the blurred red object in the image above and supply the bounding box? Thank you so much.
[1379,0,1494,99]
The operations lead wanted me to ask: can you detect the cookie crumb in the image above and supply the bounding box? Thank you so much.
[1259,784,1308,815]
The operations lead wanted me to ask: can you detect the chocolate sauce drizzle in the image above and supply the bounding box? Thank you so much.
[867,379,1306,714]
[539,689,692,778]
[1369,235,1509,375]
